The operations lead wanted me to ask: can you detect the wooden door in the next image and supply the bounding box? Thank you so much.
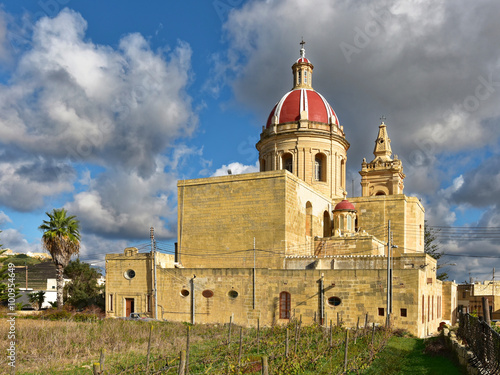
[125,298,134,317]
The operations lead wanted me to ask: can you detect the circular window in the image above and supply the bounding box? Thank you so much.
[180,289,190,297]
[202,290,214,298]
[228,290,238,299]
[328,296,342,306]
[124,269,136,280]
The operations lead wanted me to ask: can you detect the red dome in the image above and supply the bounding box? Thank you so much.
[266,89,339,128]
[296,57,310,64]
[334,200,356,211]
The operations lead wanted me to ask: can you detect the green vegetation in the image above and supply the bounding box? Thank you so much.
[0,314,465,374]
[0,253,42,266]
[361,335,465,375]
[28,290,45,310]
[0,234,22,305]
[63,259,104,310]
[39,208,81,307]
[424,220,449,281]
[0,317,390,374]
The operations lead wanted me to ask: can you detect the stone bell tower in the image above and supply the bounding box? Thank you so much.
[359,119,405,196]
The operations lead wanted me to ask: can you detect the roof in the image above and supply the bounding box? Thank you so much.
[334,199,356,211]
[266,88,339,127]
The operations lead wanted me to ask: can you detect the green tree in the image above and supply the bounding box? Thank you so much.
[424,220,449,280]
[63,259,104,310]
[39,208,81,308]
[0,232,21,306]
[28,290,46,310]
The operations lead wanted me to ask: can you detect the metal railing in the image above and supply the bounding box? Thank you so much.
[457,313,500,374]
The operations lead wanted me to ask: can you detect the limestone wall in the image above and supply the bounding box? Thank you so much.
[177,170,332,268]
[153,267,438,337]
[349,195,425,255]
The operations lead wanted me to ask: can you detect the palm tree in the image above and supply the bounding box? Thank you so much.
[39,208,81,308]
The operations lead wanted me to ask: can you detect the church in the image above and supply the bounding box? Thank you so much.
[105,43,457,338]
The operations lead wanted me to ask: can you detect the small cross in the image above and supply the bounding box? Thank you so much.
[300,39,306,48]
[380,115,386,124]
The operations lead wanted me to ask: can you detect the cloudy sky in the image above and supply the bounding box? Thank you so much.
[0,0,499,283]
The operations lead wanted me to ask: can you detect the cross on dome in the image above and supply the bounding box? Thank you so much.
[300,39,306,58]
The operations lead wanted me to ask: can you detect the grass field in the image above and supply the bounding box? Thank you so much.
[361,335,466,375]
[0,315,465,375]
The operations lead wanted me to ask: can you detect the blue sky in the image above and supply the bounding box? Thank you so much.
[0,0,499,283]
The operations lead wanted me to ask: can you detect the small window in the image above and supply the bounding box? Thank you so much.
[228,290,239,299]
[327,296,341,306]
[147,294,151,312]
[124,269,136,280]
[427,278,433,284]
[109,294,113,311]
[202,290,214,298]
[180,289,190,297]
[400,308,407,317]
[378,308,384,316]
[304,70,307,83]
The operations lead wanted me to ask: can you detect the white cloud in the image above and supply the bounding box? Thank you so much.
[0,8,197,177]
[212,161,259,177]
[0,8,198,238]
[0,211,11,226]
[65,165,178,239]
[1,228,40,253]
[0,159,75,211]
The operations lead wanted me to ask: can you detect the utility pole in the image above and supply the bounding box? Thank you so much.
[191,275,196,324]
[253,237,256,310]
[150,227,158,320]
[386,220,391,328]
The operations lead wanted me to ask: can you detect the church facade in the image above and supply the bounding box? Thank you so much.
[105,44,457,338]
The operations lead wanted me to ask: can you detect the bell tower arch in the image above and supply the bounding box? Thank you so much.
[359,119,405,196]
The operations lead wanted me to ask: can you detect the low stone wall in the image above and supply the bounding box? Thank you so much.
[441,327,479,375]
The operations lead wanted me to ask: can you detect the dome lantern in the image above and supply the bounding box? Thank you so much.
[292,39,314,90]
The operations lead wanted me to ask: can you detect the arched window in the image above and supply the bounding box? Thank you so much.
[282,153,293,173]
[315,153,327,182]
[279,291,291,319]
[304,70,307,84]
[260,159,266,172]
[323,211,331,237]
[306,202,313,237]
[298,71,302,84]
[347,215,352,231]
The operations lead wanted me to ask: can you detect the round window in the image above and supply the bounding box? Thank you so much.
[180,289,190,297]
[202,290,214,298]
[228,290,238,299]
[328,296,342,306]
[124,269,136,279]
